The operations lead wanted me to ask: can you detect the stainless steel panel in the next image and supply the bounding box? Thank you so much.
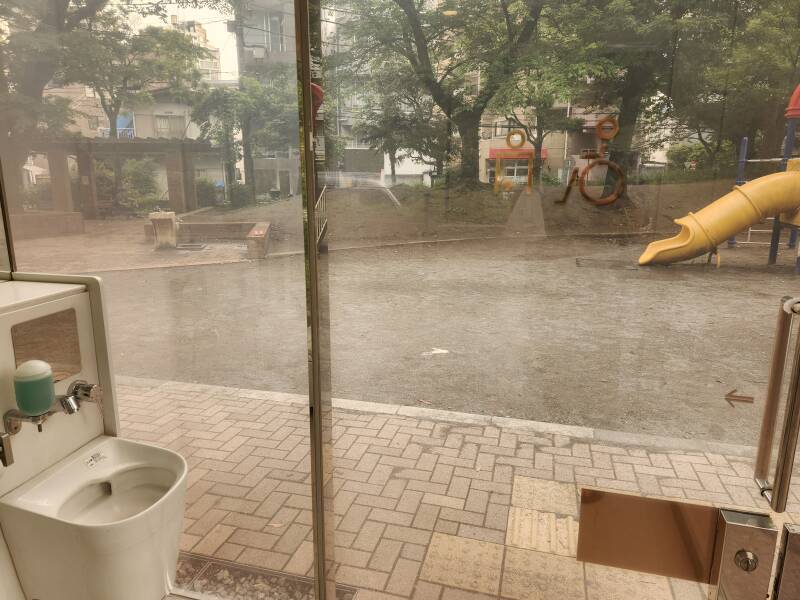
[12,308,81,381]
[709,509,778,600]
[577,488,719,582]
[773,524,800,600]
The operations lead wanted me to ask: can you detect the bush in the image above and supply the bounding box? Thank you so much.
[21,182,52,210]
[123,158,161,209]
[93,158,162,211]
[227,182,252,207]
[196,178,218,207]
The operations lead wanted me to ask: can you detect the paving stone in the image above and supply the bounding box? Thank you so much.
[370,538,404,572]
[501,547,585,600]
[119,379,765,600]
[336,565,389,591]
[512,476,578,516]
[386,558,422,596]
[505,507,578,556]
[354,520,387,552]
[419,533,503,595]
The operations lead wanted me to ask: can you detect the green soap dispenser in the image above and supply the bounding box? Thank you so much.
[14,360,55,416]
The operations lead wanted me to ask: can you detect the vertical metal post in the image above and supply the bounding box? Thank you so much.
[293,0,333,597]
[772,305,800,512]
[729,136,748,247]
[773,524,800,599]
[0,155,16,274]
[755,297,793,483]
[771,120,798,263]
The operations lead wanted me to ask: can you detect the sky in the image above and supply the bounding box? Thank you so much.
[134,3,240,80]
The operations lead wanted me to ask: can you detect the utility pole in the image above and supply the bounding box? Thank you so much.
[233,8,257,203]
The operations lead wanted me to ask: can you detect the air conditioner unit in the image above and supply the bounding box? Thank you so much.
[252,47,265,59]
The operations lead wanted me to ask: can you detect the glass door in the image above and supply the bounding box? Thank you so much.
[0,2,333,599]
[298,0,800,596]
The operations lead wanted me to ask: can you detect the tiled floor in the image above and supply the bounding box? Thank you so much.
[117,375,799,599]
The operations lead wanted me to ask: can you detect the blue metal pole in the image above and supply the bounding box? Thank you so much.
[729,136,748,247]
[767,122,796,264]
[780,119,800,267]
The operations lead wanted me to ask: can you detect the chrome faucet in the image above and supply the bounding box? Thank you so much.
[2,380,102,461]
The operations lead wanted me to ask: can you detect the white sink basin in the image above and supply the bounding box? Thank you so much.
[0,436,187,600]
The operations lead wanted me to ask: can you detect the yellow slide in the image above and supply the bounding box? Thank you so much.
[639,159,800,265]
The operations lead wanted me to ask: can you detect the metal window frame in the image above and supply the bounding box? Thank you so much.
[0,155,16,277]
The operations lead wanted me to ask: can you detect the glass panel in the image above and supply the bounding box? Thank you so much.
[311,0,800,596]
[0,197,9,272]
[12,309,82,382]
[0,1,326,598]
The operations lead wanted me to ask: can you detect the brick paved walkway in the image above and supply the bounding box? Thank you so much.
[117,376,799,600]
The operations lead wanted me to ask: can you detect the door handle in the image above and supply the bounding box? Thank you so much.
[755,296,800,511]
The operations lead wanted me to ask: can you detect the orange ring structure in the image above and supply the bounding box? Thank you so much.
[595,116,619,141]
[578,159,626,206]
[505,129,526,149]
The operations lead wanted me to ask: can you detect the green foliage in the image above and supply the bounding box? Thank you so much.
[60,10,206,134]
[227,182,252,208]
[122,158,162,209]
[21,182,52,210]
[195,178,219,207]
[95,158,162,210]
[334,0,553,180]
[192,65,299,190]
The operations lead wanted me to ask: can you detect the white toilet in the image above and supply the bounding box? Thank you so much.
[0,436,187,600]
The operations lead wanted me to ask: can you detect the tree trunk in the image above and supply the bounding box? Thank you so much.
[241,117,256,203]
[107,112,124,209]
[603,83,644,207]
[389,151,397,185]
[533,139,544,183]
[454,112,481,184]
[760,102,788,159]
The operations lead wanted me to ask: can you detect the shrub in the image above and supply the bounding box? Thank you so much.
[123,158,161,209]
[227,182,252,207]
[196,178,218,207]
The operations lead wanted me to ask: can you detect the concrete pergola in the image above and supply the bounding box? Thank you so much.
[30,137,220,217]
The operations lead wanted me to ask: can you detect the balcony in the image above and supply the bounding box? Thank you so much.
[97,127,135,139]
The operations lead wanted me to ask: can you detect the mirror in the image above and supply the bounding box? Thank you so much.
[12,309,82,382]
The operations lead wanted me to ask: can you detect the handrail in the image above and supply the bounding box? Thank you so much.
[756,297,794,482]
[315,185,328,245]
[755,296,800,511]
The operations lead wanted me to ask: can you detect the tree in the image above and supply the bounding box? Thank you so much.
[349,63,455,183]
[491,51,593,181]
[569,0,683,197]
[660,0,800,162]
[192,85,241,197]
[192,67,299,203]
[60,11,204,206]
[0,0,231,209]
[336,0,549,183]
[353,100,408,184]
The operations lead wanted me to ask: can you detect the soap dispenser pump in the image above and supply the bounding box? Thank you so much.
[13,360,56,417]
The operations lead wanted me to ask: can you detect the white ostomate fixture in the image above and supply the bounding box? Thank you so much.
[0,436,187,600]
[0,276,187,600]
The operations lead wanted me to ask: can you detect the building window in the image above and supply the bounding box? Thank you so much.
[87,116,99,130]
[268,14,284,52]
[488,159,529,183]
[155,115,186,138]
[493,119,515,137]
